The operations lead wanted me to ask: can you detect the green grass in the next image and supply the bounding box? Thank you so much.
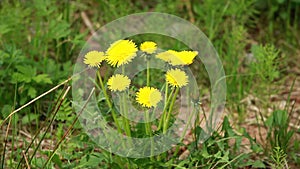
[1,0,300,168]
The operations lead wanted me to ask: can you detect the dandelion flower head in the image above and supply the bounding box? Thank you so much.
[173,50,198,65]
[106,40,138,67]
[166,68,188,88]
[107,74,131,92]
[156,50,198,66]
[140,41,157,54]
[83,50,106,67]
[136,87,162,108]
[156,50,175,63]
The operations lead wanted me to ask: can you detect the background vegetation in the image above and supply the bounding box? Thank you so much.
[0,0,299,168]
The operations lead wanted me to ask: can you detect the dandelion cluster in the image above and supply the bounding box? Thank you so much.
[83,39,198,109]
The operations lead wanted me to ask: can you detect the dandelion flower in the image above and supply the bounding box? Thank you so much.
[166,69,188,88]
[140,41,157,54]
[156,50,198,66]
[83,51,106,67]
[173,50,198,65]
[107,74,131,92]
[156,50,175,63]
[136,87,162,108]
[106,40,138,67]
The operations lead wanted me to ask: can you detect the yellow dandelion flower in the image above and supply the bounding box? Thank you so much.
[173,50,198,65]
[107,74,131,92]
[136,87,162,108]
[166,69,188,88]
[167,50,186,66]
[83,50,106,67]
[156,50,175,63]
[156,50,198,66]
[140,41,157,54]
[106,40,138,67]
[156,50,185,65]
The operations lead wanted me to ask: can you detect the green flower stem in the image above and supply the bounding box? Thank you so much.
[158,83,169,130]
[97,71,122,133]
[121,66,131,137]
[147,59,150,86]
[158,86,175,131]
[122,92,131,137]
[119,93,125,134]
[144,109,154,160]
[144,110,150,135]
[163,87,179,133]
[145,59,152,135]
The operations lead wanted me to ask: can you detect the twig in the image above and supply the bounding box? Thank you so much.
[16,85,68,169]
[0,67,89,128]
[1,116,12,169]
[81,11,97,36]
[22,151,30,169]
[183,0,195,23]
[0,78,71,128]
[18,130,33,139]
[42,87,95,168]
[28,86,71,164]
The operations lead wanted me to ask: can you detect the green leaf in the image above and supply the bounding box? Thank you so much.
[33,74,53,84]
[274,110,288,126]
[0,24,11,35]
[12,72,32,83]
[220,150,229,163]
[201,146,211,158]
[77,154,102,168]
[51,153,63,168]
[265,114,273,128]
[222,116,235,137]
[48,20,71,40]
[16,65,36,77]
[27,87,37,98]
[22,113,39,124]
[1,104,12,118]
[11,65,37,83]
[252,160,266,168]
[214,151,222,159]
[277,0,285,3]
